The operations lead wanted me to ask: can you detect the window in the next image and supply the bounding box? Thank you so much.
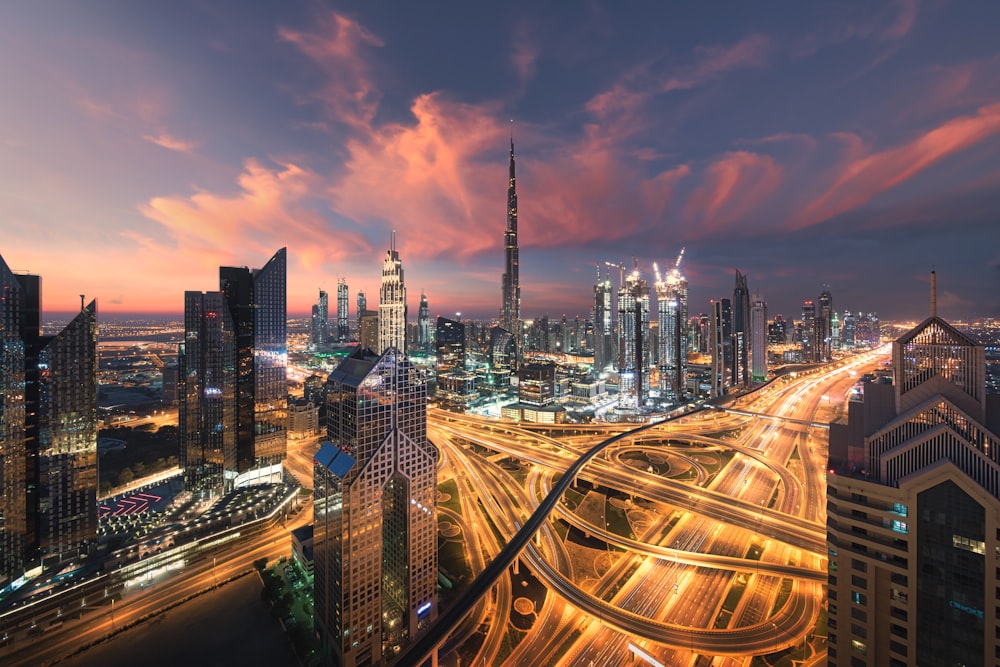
[890,640,907,656]
[852,558,868,573]
[851,639,867,655]
[851,575,867,588]
[852,591,867,605]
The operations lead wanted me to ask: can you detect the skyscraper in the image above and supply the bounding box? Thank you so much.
[842,310,855,349]
[315,347,437,667]
[356,290,366,341]
[417,291,430,352]
[750,293,767,383]
[617,263,650,409]
[732,270,751,389]
[654,256,688,402]
[827,274,1000,666]
[337,279,349,343]
[318,289,329,345]
[499,139,521,343]
[378,238,406,355]
[709,298,733,397]
[179,291,234,495]
[818,286,833,361]
[593,266,614,374]
[1,253,98,581]
[180,248,286,493]
[801,300,816,361]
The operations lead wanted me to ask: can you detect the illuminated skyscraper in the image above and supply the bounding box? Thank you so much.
[818,286,833,361]
[710,298,733,397]
[1,253,97,581]
[732,270,750,388]
[842,310,855,349]
[617,263,650,409]
[311,289,328,350]
[356,290,366,340]
[179,291,234,495]
[318,289,329,345]
[337,279,349,343]
[801,300,816,361]
[417,291,430,352]
[315,347,437,667]
[750,293,767,383]
[655,254,688,402]
[593,266,614,374]
[378,238,407,355]
[180,248,286,493]
[827,273,1000,666]
[500,139,521,346]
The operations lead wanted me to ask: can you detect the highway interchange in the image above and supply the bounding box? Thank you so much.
[1,351,884,666]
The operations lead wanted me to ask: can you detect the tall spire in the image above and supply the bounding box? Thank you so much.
[500,135,520,340]
[930,269,937,318]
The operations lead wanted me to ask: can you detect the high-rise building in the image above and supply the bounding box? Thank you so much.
[179,291,234,495]
[378,239,406,355]
[750,293,767,383]
[315,347,437,666]
[417,291,430,352]
[499,139,521,347]
[1,254,98,582]
[842,310,856,349]
[318,289,329,345]
[801,300,816,361]
[488,327,515,389]
[435,316,476,407]
[356,290,366,341]
[180,248,286,494]
[768,314,787,345]
[337,279,349,343]
[831,311,840,351]
[655,257,688,402]
[818,286,833,361]
[617,263,650,409]
[827,274,1000,666]
[732,270,751,389]
[709,298,733,397]
[593,266,614,374]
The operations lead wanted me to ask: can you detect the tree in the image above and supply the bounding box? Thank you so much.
[117,467,134,486]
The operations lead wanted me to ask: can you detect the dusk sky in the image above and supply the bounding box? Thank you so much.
[2,1,999,322]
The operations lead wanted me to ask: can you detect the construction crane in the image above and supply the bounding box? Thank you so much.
[605,260,626,285]
[675,247,685,271]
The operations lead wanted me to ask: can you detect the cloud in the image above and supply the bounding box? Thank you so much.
[510,20,540,86]
[660,34,771,94]
[141,157,373,269]
[797,102,1000,228]
[328,93,505,260]
[683,151,783,234]
[143,132,198,153]
[278,11,384,129]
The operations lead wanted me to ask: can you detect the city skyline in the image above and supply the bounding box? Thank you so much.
[2,2,1000,321]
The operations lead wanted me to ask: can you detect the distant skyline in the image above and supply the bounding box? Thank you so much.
[2,2,999,321]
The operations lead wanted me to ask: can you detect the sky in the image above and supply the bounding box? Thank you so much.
[2,1,999,323]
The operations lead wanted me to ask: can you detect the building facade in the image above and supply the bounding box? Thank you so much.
[179,248,286,494]
[617,265,650,409]
[337,279,349,343]
[417,291,430,353]
[710,298,733,397]
[732,270,751,389]
[378,243,407,356]
[750,294,768,383]
[593,267,614,374]
[315,347,437,667]
[1,253,98,583]
[827,280,1000,666]
[655,261,688,402]
[500,139,521,345]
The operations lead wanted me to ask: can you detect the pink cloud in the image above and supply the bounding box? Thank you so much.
[143,132,198,153]
[683,151,783,233]
[660,34,771,93]
[141,157,373,269]
[278,11,384,129]
[328,93,505,260]
[797,102,1000,228]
